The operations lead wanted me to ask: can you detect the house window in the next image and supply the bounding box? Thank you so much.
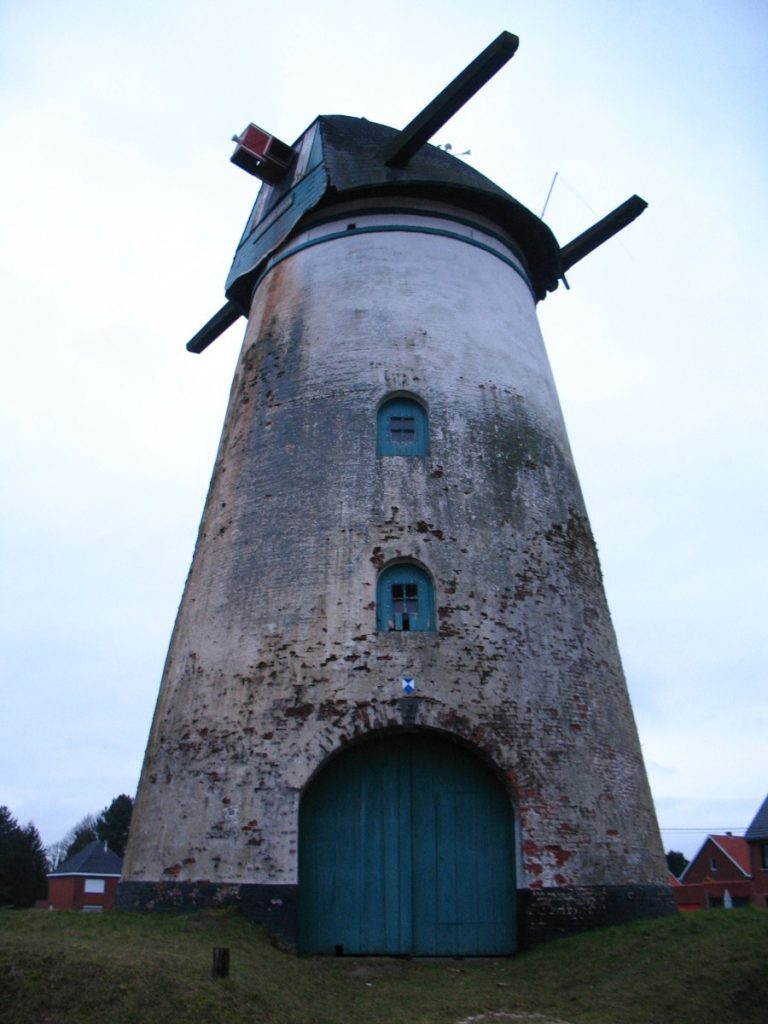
[761,844,768,870]
[709,857,717,872]
[377,396,428,456]
[84,878,105,894]
[83,905,104,912]
[376,564,435,632]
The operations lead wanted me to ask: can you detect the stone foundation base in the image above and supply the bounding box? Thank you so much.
[116,880,675,951]
[518,884,677,946]
[116,881,298,946]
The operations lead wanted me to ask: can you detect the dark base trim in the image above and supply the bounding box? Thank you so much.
[116,880,675,952]
[518,884,677,947]
[116,881,298,947]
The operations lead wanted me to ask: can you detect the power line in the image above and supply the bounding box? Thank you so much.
[660,827,747,832]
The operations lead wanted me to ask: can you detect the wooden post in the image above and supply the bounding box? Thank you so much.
[212,947,230,978]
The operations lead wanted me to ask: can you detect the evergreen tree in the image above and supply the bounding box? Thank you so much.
[666,849,689,879]
[0,806,49,907]
[96,794,133,857]
[16,823,49,905]
[0,806,19,906]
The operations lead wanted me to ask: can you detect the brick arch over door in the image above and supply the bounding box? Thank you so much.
[298,731,517,955]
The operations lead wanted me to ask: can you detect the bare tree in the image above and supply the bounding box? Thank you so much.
[60,814,98,861]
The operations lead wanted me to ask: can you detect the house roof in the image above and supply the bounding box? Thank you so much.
[710,835,751,875]
[681,834,752,882]
[48,839,122,877]
[745,793,768,840]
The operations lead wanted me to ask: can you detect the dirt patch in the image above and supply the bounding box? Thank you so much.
[456,1014,575,1024]
[347,961,408,979]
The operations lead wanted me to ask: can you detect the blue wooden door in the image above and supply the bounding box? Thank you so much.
[298,734,516,954]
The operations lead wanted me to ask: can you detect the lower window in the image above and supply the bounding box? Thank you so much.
[376,564,435,632]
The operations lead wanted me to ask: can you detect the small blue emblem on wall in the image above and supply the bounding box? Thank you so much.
[402,676,416,695]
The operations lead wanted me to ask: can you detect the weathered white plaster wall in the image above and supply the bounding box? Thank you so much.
[123,204,667,892]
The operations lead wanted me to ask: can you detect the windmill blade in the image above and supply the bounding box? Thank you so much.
[380,31,519,169]
[560,195,648,272]
[186,300,243,354]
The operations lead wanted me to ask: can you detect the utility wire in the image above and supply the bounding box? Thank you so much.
[540,171,558,220]
[660,827,748,833]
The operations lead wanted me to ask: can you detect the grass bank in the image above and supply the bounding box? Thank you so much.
[0,906,765,1023]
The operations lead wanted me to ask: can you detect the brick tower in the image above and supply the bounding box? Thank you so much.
[118,33,674,951]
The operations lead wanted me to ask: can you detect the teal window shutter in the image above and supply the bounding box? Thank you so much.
[377,564,435,632]
[377,397,428,456]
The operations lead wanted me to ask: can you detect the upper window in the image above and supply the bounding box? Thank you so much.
[84,878,106,894]
[761,844,768,870]
[376,563,435,632]
[377,396,428,457]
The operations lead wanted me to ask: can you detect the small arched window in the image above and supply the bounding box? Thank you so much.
[376,563,435,632]
[376,396,428,457]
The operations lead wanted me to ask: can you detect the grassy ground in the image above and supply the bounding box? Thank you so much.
[0,907,766,1024]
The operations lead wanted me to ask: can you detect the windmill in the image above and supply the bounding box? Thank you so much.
[118,31,673,954]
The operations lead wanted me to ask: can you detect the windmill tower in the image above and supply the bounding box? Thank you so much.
[118,33,674,953]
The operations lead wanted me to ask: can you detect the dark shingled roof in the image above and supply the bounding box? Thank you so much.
[318,114,522,202]
[745,793,768,841]
[225,114,562,310]
[48,839,122,877]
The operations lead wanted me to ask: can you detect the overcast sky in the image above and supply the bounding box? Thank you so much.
[1,0,765,861]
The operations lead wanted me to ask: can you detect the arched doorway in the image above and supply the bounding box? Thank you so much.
[298,733,517,955]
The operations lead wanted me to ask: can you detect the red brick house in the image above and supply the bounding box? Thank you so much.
[744,792,768,907]
[673,794,768,911]
[47,840,122,911]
